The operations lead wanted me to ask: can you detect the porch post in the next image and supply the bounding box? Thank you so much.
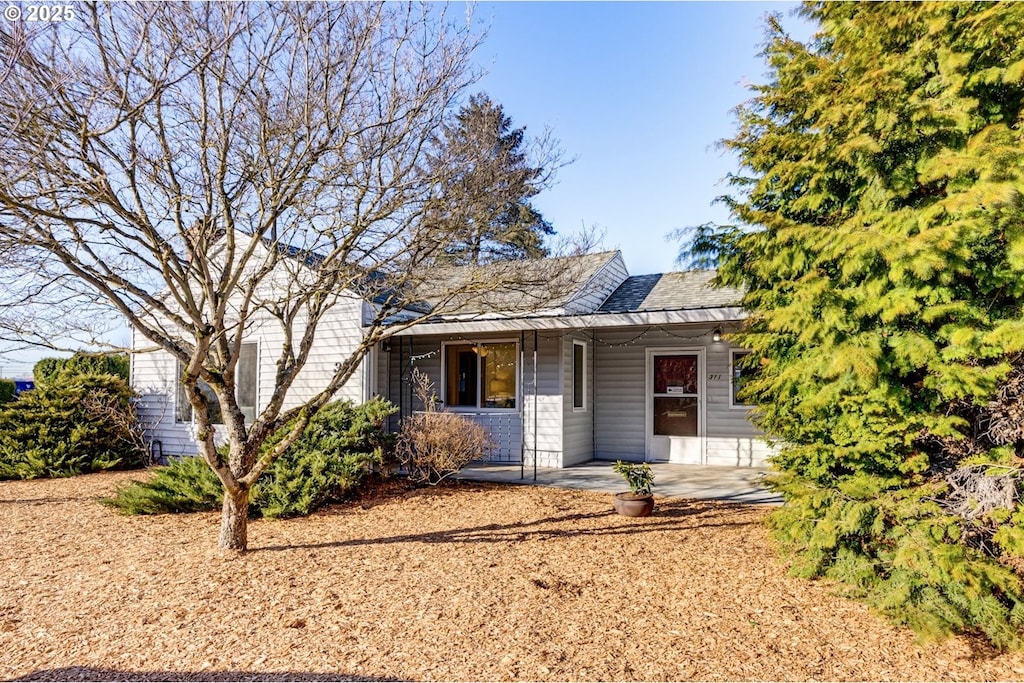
[591,328,596,461]
[533,329,538,482]
[519,330,525,480]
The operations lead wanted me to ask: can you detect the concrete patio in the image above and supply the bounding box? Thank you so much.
[458,460,782,505]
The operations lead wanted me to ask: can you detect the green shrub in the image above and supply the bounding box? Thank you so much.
[34,352,129,386]
[103,397,397,518]
[685,2,1024,648]
[100,455,223,514]
[0,379,14,405]
[0,373,144,479]
[612,461,655,495]
[251,397,397,518]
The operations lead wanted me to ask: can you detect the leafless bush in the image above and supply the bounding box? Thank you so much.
[396,368,492,485]
[82,393,155,466]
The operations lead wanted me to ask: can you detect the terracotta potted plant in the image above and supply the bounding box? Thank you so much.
[612,460,655,517]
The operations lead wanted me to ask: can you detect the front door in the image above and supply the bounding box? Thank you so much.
[648,351,703,464]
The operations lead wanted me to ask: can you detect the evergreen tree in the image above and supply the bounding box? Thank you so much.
[428,93,557,264]
[686,2,1024,646]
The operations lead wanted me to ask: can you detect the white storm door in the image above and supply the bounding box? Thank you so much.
[647,350,704,464]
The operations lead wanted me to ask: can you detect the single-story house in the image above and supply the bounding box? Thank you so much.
[131,250,773,468]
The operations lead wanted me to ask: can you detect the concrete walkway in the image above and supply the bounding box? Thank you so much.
[458,460,782,505]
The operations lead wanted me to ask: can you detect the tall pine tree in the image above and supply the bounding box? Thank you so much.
[427,93,556,264]
[687,2,1024,646]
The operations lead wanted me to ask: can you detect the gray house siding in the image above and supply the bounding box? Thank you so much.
[525,334,562,467]
[382,332,568,465]
[382,324,772,469]
[592,325,770,465]
[561,334,594,466]
[130,327,196,458]
[592,329,648,462]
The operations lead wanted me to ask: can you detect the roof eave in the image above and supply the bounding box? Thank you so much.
[377,306,747,337]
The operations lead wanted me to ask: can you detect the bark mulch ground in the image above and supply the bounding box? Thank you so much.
[3,471,1024,682]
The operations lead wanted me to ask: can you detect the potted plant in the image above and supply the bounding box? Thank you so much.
[612,460,655,517]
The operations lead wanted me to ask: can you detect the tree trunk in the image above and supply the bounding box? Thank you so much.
[218,486,250,552]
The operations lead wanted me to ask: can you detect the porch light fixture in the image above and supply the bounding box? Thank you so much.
[712,328,722,343]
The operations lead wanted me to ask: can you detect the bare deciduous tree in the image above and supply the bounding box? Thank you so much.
[0,2,582,551]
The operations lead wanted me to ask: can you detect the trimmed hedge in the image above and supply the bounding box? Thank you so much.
[104,397,397,519]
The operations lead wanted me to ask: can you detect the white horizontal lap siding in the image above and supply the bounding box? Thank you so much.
[130,329,199,458]
[254,295,366,414]
[704,437,775,467]
[593,325,767,466]
[593,330,648,462]
[705,343,776,467]
[523,333,562,468]
[130,291,367,460]
[564,253,629,315]
[561,335,593,467]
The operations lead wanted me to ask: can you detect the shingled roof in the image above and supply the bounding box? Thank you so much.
[408,250,622,317]
[598,270,742,313]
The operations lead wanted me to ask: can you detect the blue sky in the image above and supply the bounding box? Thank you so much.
[471,1,810,275]
[0,1,811,375]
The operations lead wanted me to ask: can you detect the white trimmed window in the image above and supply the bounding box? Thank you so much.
[443,341,517,409]
[730,350,753,407]
[572,340,586,411]
[175,342,258,424]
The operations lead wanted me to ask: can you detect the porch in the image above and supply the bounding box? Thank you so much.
[457,460,782,505]
[380,323,774,469]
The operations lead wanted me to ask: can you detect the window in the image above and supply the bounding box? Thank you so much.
[731,350,753,407]
[236,343,258,424]
[572,340,586,410]
[444,341,517,409]
[175,342,258,424]
[175,362,223,425]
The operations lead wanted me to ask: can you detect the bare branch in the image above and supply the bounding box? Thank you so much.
[0,2,587,551]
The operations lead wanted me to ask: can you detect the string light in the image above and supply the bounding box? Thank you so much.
[401,323,738,359]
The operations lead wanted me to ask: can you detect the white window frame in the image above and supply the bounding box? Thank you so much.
[441,339,520,412]
[572,339,587,412]
[236,341,259,425]
[174,341,260,424]
[730,349,752,409]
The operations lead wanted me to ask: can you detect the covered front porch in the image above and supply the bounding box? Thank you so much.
[457,460,781,505]
[378,319,774,469]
